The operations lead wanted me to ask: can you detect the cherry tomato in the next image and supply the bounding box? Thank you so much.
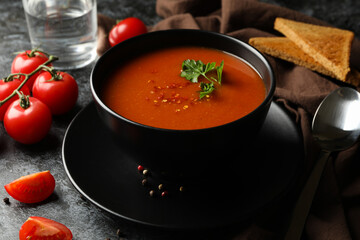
[19,216,72,240]
[4,96,52,144]
[0,78,30,121]
[109,17,147,47]
[4,171,55,203]
[32,71,78,115]
[11,50,51,89]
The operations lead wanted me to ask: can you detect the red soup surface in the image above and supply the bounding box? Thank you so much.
[101,46,266,130]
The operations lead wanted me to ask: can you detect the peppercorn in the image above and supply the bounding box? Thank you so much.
[116,228,126,237]
[3,197,10,204]
[142,169,149,176]
[141,179,148,186]
[149,190,155,197]
[137,165,144,172]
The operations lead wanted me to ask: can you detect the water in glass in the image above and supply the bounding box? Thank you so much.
[23,0,98,69]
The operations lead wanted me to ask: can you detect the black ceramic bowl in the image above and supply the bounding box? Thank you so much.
[90,29,275,178]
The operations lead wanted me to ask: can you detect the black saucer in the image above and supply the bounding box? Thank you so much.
[62,101,303,230]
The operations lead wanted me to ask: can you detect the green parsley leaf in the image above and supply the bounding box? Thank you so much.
[199,82,215,99]
[181,59,216,83]
[204,62,216,76]
[214,60,224,84]
[180,59,224,99]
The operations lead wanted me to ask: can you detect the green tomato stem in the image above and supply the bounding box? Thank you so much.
[27,48,50,58]
[40,65,62,81]
[15,90,30,109]
[0,54,58,107]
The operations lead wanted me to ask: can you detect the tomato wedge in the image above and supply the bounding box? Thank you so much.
[4,171,55,203]
[19,216,73,240]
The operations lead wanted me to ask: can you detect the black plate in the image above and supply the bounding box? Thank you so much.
[62,101,303,230]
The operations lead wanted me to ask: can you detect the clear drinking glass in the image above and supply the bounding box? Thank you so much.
[22,0,98,70]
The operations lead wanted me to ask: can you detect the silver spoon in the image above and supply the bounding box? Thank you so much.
[284,87,360,240]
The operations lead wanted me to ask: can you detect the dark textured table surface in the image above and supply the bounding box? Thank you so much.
[0,0,359,239]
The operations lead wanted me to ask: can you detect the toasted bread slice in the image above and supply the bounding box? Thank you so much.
[249,37,336,78]
[249,37,360,86]
[274,17,354,82]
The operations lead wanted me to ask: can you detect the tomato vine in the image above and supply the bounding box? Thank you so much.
[0,53,58,108]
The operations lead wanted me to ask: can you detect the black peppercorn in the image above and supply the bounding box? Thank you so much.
[3,197,10,204]
[116,228,126,237]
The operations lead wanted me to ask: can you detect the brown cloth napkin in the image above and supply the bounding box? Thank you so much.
[97,0,360,239]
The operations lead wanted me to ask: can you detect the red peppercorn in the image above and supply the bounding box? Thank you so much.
[161,191,168,197]
[137,165,144,172]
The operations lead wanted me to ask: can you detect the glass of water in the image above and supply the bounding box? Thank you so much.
[22,0,98,70]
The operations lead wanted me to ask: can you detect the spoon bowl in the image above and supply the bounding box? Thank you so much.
[285,87,360,240]
[312,87,360,151]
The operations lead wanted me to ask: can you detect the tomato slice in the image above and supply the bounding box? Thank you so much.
[4,171,55,203]
[19,216,73,240]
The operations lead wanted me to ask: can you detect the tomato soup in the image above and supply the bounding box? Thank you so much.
[101,46,266,130]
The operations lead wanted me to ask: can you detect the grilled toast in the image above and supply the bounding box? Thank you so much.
[274,17,354,82]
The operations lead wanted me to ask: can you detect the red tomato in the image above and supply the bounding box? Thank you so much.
[32,71,78,115]
[11,50,51,89]
[19,216,72,240]
[4,96,52,144]
[4,171,55,203]
[0,78,30,120]
[109,17,147,47]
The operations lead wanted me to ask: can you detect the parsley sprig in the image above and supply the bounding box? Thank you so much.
[180,59,224,99]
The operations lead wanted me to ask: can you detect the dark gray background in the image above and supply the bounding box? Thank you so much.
[0,0,359,239]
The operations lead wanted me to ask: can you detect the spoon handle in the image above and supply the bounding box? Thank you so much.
[284,150,331,240]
